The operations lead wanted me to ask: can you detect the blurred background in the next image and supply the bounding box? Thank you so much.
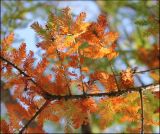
[1,0,159,133]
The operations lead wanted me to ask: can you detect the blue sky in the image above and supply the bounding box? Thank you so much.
[13,1,100,62]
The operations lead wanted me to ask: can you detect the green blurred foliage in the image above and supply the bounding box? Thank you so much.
[1,0,55,38]
[96,0,159,70]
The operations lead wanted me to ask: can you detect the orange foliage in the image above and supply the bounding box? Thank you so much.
[0,7,158,133]
[138,44,159,68]
[90,71,117,91]
[138,44,159,82]
[120,68,134,89]
[0,120,10,133]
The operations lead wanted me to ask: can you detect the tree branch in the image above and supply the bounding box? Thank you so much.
[18,100,50,134]
[0,56,30,78]
[133,67,159,74]
[114,67,159,76]
[1,56,159,100]
[42,83,158,100]
[0,56,56,100]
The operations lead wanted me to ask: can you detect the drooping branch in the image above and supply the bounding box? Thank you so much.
[0,56,56,100]
[18,100,50,134]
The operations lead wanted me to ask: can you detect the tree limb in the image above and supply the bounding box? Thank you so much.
[1,56,159,101]
[0,56,56,100]
[42,83,159,100]
[18,100,50,134]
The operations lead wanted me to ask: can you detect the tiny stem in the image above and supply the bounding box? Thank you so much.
[109,61,120,91]
[139,89,144,134]
[77,49,86,95]
[56,49,72,95]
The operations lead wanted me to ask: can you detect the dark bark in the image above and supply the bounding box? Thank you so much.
[81,123,92,134]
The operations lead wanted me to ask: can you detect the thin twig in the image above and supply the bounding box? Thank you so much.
[116,24,146,133]
[109,61,120,90]
[0,56,30,78]
[0,56,55,100]
[114,67,160,76]
[55,49,72,95]
[139,89,144,134]
[18,100,50,134]
[77,49,86,95]
[116,27,145,133]
[136,75,145,133]
[134,68,159,74]
[135,25,146,134]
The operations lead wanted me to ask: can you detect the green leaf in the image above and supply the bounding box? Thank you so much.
[79,42,89,49]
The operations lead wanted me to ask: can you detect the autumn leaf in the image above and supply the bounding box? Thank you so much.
[120,68,134,89]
